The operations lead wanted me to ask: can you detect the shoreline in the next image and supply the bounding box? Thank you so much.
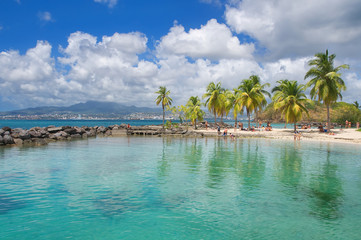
[1,124,361,147]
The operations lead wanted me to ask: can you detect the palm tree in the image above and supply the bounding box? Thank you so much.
[155,86,173,129]
[272,80,309,131]
[237,75,269,130]
[249,75,271,127]
[304,50,349,132]
[226,89,243,128]
[185,96,205,129]
[203,82,225,124]
[353,101,360,109]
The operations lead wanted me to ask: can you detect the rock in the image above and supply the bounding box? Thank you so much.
[72,134,82,139]
[29,130,42,138]
[0,135,4,145]
[13,138,23,145]
[19,130,31,140]
[47,127,63,133]
[40,129,49,138]
[4,131,10,135]
[97,126,107,133]
[0,129,4,135]
[64,127,77,135]
[2,126,11,132]
[3,135,15,145]
[54,131,68,139]
[105,130,112,136]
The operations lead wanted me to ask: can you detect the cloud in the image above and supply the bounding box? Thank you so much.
[38,11,53,22]
[0,21,360,110]
[157,19,255,60]
[94,0,118,8]
[225,0,361,60]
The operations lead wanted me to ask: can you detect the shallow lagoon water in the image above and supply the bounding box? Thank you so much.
[0,137,360,239]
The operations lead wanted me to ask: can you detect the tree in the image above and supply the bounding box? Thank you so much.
[203,82,225,124]
[185,96,205,129]
[226,89,243,128]
[353,101,360,109]
[304,50,349,132]
[249,75,271,127]
[237,75,269,130]
[155,86,173,129]
[272,80,309,131]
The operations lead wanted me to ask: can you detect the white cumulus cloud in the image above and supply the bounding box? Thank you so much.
[157,19,255,60]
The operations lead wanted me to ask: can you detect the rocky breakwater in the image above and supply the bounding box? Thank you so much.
[0,125,111,147]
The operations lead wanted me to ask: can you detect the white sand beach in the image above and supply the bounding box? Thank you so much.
[194,127,361,144]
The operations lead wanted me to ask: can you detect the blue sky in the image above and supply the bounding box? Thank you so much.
[1,0,361,111]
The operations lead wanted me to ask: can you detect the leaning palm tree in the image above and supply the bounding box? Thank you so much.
[272,80,309,132]
[185,96,205,129]
[249,75,271,127]
[304,50,349,132]
[237,76,268,130]
[155,86,173,129]
[203,82,225,124]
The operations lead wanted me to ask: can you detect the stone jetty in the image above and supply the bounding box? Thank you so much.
[0,124,204,147]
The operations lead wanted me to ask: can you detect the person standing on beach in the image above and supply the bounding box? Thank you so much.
[205,121,208,130]
[357,122,359,129]
[217,125,221,135]
[346,120,348,128]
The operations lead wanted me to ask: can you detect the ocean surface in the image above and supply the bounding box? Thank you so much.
[0,136,360,239]
[0,119,296,129]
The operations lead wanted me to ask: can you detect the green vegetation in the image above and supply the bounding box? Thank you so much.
[155,50,359,130]
[185,96,205,129]
[272,80,309,131]
[305,50,349,132]
[155,86,173,129]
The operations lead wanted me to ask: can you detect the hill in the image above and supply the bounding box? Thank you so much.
[258,101,361,124]
[0,101,161,117]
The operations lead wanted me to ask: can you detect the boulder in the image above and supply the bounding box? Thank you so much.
[3,135,14,145]
[29,130,42,138]
[40,129,49,138]
[13,138,23,145]
[0,135,4,145]
[2,126,11,132]
[0,129,4,135]
[47,127,63,133]
[64,127,77,135]
[72,134,82,139]
[19,130,31,140]
[97,126,107,133]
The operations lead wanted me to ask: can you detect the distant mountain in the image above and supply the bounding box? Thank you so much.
[0,101,161,116]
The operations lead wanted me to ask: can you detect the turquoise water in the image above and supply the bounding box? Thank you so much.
[1,137,360,239]
[0,119,295,129]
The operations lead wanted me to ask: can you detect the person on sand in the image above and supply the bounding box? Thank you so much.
[357,122,360,130]
[127,124,131,129]
[205,121,208,130]
[217,125,221,135]
[294,130,301,140]
[349,121,352,128]
[345,120,348,128]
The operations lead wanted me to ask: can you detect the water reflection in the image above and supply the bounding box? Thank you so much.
[274,142,303,190]
[236,139,266,188]
[308,144,344,220]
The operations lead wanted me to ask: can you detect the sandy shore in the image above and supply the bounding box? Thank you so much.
[192,127,361,144]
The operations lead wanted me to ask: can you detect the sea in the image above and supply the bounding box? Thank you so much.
[0,119,295,129]
[0,137,360,239]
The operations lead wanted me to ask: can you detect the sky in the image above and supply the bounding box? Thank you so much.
[1,0,361,111]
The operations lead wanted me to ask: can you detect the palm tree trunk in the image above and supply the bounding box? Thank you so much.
[162,105,165,129]
[247,111,250,131]
[294,121,297,132]
[235,117,237,130]
[214,108,217,125]
[327,104,331,133]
